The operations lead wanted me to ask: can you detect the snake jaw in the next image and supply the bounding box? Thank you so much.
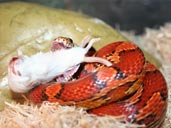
[51,36,80,82]
[55,64,80,82]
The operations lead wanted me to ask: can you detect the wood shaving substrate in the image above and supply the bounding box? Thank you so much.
[0,23,171,128]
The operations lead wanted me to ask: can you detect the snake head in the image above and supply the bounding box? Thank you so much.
[51,36,80,82]
[51,36,74,51]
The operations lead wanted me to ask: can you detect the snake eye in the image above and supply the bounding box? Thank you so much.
[68,38,73,44]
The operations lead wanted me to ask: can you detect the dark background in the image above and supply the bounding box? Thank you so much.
[1,0,171,34]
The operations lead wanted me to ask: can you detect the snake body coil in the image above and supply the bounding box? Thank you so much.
[9,37,168,128]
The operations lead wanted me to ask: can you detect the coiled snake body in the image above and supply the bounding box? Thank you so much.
[9,36,168,128]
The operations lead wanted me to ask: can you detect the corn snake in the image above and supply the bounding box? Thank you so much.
[8,36,168,128]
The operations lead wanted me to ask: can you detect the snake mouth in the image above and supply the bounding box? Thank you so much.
[50,36,79,82]
[55,64,80,82]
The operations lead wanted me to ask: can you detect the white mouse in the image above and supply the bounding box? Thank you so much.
[8,36,112,93]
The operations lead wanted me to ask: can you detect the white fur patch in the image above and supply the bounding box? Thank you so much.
[8,47,87,93]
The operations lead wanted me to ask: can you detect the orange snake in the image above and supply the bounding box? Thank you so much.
[9,36,168,128]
